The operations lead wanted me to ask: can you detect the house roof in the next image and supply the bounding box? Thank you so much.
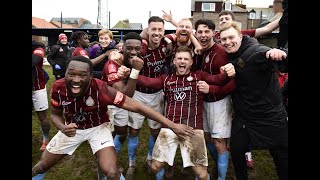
[112,20,143,29]
[32,17,57,28]
[50,21,74,28]
[80,24,101,28]
[51,17,83,23]
[127,23,143,29]
[231,4,248,13]
[247,7,274,20]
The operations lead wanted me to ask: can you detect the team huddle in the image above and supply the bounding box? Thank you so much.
[32,9,288,180]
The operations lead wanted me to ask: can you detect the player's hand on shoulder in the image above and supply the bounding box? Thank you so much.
[116,43,123,52]
[109,51,124,65]
[165,42,173,57]
[194,45,203,55]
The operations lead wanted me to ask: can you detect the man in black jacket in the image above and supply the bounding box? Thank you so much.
[219,22,288,180]
[47,33,70,80]
[277,0,288,49]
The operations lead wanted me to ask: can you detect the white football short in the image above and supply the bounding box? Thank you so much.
[203,95,233,138]
[128,90,164,129]
[32,86,48,111]
[46,122,114,155]
[152,128,208,167]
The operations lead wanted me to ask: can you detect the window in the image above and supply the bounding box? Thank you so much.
[202,3,215,11]
[225,1,232,11]
[41,36,48,41]
[249,13,256,19]
[249,9,256,19]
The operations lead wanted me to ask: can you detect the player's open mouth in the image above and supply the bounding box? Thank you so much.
[200,39,208,46]
[180,32,188,37]
[71,85,81,94]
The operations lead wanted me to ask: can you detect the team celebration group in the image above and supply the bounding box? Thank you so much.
[32,3,288,180]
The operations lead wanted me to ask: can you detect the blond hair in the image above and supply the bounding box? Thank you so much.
[220,22,241,35]
[98,29,113,39]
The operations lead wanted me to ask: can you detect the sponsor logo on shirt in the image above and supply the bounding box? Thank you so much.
[167,81,176,85]
[62,101,72,106]
[174,92,186,101]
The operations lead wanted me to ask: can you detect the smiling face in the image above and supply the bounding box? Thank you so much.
[78,34,90,49]
[123,39,142,64]
[173,47,193,76]
[219,14,233,29]
[220,25,242,54]
[148,21,165,46]
[99,33,112,48]
[60,37,68,45]
[195,24,215,51]
[176,19,193,45]
[65,61,92,98]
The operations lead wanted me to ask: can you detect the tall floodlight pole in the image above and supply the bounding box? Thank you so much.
[60,12,62,28]
[97,0,109,28]
[97,0,101,25]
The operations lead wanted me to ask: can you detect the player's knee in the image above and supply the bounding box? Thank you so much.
[129,128,140,137]
[37,110,47,120]
[32,163,48,175]
[150,128,160,137]
[195,170,208,180]
[213,138,227,150]
[150,163,161,174]
[115,126,127,136]
[102,166,119,178]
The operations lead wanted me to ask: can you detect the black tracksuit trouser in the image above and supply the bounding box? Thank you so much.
[230,126,288,180]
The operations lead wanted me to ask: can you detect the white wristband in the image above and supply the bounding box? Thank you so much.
[129,68,140,79]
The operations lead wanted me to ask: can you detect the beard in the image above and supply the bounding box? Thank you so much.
[177,34,190,44]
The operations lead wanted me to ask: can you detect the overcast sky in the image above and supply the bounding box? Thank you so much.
[32,0,274,29]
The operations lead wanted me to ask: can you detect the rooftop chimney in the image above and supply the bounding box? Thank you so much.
[235,0,246,9]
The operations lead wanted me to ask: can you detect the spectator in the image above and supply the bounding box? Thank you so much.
[219,22,288,180]
[47,33,70,80]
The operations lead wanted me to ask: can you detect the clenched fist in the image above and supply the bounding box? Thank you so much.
[117,65,131,79]
[130,56,144,71]
[220,63,235,77]
[61,123,78,137]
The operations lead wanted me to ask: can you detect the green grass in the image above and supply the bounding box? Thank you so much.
[32,65,278,180]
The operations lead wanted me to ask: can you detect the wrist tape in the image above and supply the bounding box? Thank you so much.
[129,69,140,79]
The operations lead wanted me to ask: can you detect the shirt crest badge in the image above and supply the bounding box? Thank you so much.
[205,54,210,63]
[85,96,94,106]
[187,76,193,81]
[162,47,167,53]
[237,58,245,68]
